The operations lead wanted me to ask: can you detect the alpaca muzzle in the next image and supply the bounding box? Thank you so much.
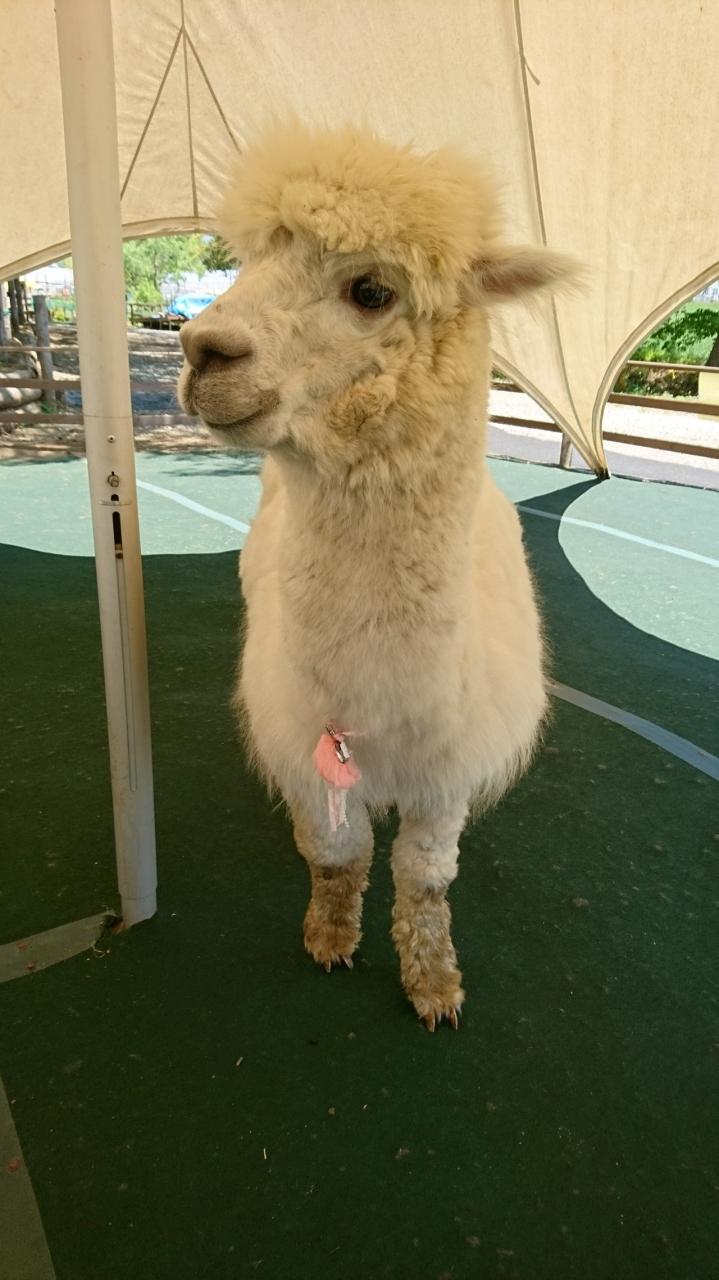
[177,358,280,430]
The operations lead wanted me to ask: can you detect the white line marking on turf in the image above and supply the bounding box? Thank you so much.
[551,682,719,780]
[136,479,250,533]
[128,475,717,778]
[518,504,719,567]
[0,1077,56,1279]
[135,479,715,567]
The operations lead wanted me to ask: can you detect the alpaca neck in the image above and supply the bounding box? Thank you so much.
[273,393,485,724]
[278,307,489,595]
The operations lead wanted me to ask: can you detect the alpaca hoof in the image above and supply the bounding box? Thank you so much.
[310,946,357,972]
[402,959,464,1031]
[422,1005,461,1032]
[321,955,353,972]
[303,894,362,974]
[308,939,358,972]
[304,923,360,972]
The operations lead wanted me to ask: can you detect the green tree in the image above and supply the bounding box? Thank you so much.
[122,235,205,305]
[200,236,237,272]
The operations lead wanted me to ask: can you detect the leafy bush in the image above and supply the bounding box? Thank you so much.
[632,302,719,364]
[615,302,719,396]
[48,297,76,322]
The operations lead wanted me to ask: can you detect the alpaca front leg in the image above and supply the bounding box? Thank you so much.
[391,806,467,1030]
[291,795,373,971]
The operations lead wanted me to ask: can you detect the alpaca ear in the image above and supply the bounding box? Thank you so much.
[460,245,582,303]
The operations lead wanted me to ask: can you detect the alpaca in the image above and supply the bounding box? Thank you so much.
[178,121,575,1030]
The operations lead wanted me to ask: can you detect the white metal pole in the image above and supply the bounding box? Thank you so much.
[55,0,157,926]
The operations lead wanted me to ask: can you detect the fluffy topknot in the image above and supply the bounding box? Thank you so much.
[219,120,501,316]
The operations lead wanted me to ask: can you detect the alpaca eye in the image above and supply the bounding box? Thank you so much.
[349,276,396,311]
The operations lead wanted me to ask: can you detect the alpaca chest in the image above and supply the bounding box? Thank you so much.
[278,549,467,716]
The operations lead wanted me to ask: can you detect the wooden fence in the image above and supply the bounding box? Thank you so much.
[490,377,719,462]
[12,296,184,328]
[1,322,718,464]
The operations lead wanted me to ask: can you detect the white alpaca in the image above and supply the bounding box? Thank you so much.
[179,122,575,1029]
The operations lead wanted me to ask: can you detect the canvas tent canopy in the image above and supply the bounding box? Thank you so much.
[2,0,719,473]
[1,0,718,924]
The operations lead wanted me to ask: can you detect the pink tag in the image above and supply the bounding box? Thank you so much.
[312,731,361,789]
[313,728,362,834]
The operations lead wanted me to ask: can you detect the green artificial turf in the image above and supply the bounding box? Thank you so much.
[1,459,718,1279]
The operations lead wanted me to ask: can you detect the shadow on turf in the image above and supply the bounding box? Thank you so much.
[519,479,718,751]
[149,450,263,477]
[3,476,719,1280]
[1,473,716,941]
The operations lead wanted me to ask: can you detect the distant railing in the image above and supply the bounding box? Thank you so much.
[20,297,184,328]
[0,319,184,439]
[490,365,719,463]
[127,303,184,330]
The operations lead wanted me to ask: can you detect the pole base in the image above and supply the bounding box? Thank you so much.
[119,891,157,929]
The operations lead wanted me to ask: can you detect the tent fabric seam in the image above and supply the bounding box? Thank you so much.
[184,28,241,154]
[492,353,579,447]
[512,0,587,454]
[180,0,199,219]
[120,25,183,200]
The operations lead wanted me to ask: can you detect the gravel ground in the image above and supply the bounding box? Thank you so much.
[60,324,201,444]
[489,387,719,488]
[0,324,208,453]
[490,387,719,452]
[50,323,184,415]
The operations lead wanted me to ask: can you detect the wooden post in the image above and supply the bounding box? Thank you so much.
[15,279,27,327]
[33,295,57,410]
[559,432,573,468]
[8,279,20,336]
[0,282,7,348]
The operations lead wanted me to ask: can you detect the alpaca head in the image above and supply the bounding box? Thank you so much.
[178,121,576,467]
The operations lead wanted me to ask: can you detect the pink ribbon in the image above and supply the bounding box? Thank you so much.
[313,727,362,833]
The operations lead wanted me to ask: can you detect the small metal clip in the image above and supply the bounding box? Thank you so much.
[326,724,352,765]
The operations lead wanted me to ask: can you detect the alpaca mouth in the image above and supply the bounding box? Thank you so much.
[199,389,281,431]
[205,406,268,431]
[178,365,280,429]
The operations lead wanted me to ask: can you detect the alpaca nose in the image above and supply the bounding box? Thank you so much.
[180,316,254,372]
